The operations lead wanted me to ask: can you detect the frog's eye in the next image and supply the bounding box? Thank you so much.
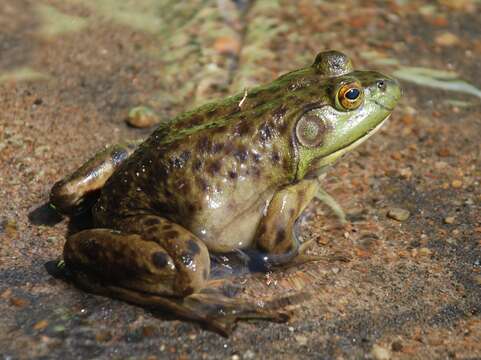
[295,112,326,148]
[336,81,364,111]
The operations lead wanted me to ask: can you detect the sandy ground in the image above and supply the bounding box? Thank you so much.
[1,1,480,359]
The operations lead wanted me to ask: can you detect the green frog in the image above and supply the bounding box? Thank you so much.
[50,51,401,335]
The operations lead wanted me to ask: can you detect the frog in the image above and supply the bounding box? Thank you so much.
[50,50,401,335]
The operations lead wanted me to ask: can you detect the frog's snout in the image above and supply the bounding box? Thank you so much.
[379,77,402,102]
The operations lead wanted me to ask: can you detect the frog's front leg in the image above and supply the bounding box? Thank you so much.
[50,140,141,214]
[314,174,347,224]
[315,187,347,225]
[253,179,319,268]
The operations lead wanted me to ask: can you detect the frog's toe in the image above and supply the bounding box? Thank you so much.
[183,292,292,335]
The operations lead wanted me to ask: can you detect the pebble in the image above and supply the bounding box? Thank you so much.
[371,344,391,360]
[435,32,460,46]
[444,216,456,224]
[243,350,255,360]
[418,247,432,257]
[399,168,412,179]
[95,330,112,342]
[33,320,49,331]
[451,180,463,188]
[387,208,410,222]
[295,335,308,346]
[127,106,160,128]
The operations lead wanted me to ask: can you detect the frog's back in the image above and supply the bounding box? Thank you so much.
[93,67,330,249]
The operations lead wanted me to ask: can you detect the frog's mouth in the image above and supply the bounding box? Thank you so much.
[318,115,390,168]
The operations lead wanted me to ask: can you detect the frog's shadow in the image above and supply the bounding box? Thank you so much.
[29,200,96,235]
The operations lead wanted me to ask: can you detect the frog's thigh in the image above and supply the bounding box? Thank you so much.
[116,215,211,296]
[65,219,210,296]
[50,140,140,214]
[256,179,318,255]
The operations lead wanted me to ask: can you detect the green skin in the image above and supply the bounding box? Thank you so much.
[50,51,401,335]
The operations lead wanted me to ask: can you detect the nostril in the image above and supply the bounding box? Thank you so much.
[377,80,387,91]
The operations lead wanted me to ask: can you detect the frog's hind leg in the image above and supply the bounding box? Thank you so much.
[50,140,141,214]
[64,215,292,335]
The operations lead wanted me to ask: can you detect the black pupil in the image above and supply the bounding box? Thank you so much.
[346,88,360,100]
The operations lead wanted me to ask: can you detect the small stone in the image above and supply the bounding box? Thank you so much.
[387,208,410,222]
[142,325,156,337]
[435,32,460,46]
[390,152,402,161]
[399,168,412,179]
[451,180,463,188]
[400,114,414,125]
[436,148,450,157]
[243,350,255,360]
[214,36,241,55]
[127,106,160,128]
[95,330,112,342]
[295,335,308,346]
[33,320,49,331]
[435,161,448,170]
[9,296,29,308]
[444,216,456,224]
[418,247,432,257]
[231,355,240,360]
[371,344,391,360]
[446,237,457,245]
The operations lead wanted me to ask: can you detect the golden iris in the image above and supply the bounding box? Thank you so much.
[337,81,364,110]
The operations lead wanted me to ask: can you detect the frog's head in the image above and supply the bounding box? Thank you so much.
[294,51,401,179]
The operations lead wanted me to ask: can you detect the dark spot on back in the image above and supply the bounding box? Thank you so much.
[171,150,191,168]
[235,121,251,136]
[192,159,202,171]
[152,252,168,268]
[228,171,238,180]
[259,123,273,142]
[196,177,209,192]
[272,105,287,121]
[207,160,222,175]
[197,136,211,152]
[212,143,223,153]
[234,146,249,163]
[223,142,234,155]
[187,239,201,255]
[251,152,261,163]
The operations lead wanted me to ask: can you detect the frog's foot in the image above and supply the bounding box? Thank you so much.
[314,187,347,225]
[50,140,141,215]
[66,263,302,336]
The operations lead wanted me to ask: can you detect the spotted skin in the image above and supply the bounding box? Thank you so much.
[50,51,401,332]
